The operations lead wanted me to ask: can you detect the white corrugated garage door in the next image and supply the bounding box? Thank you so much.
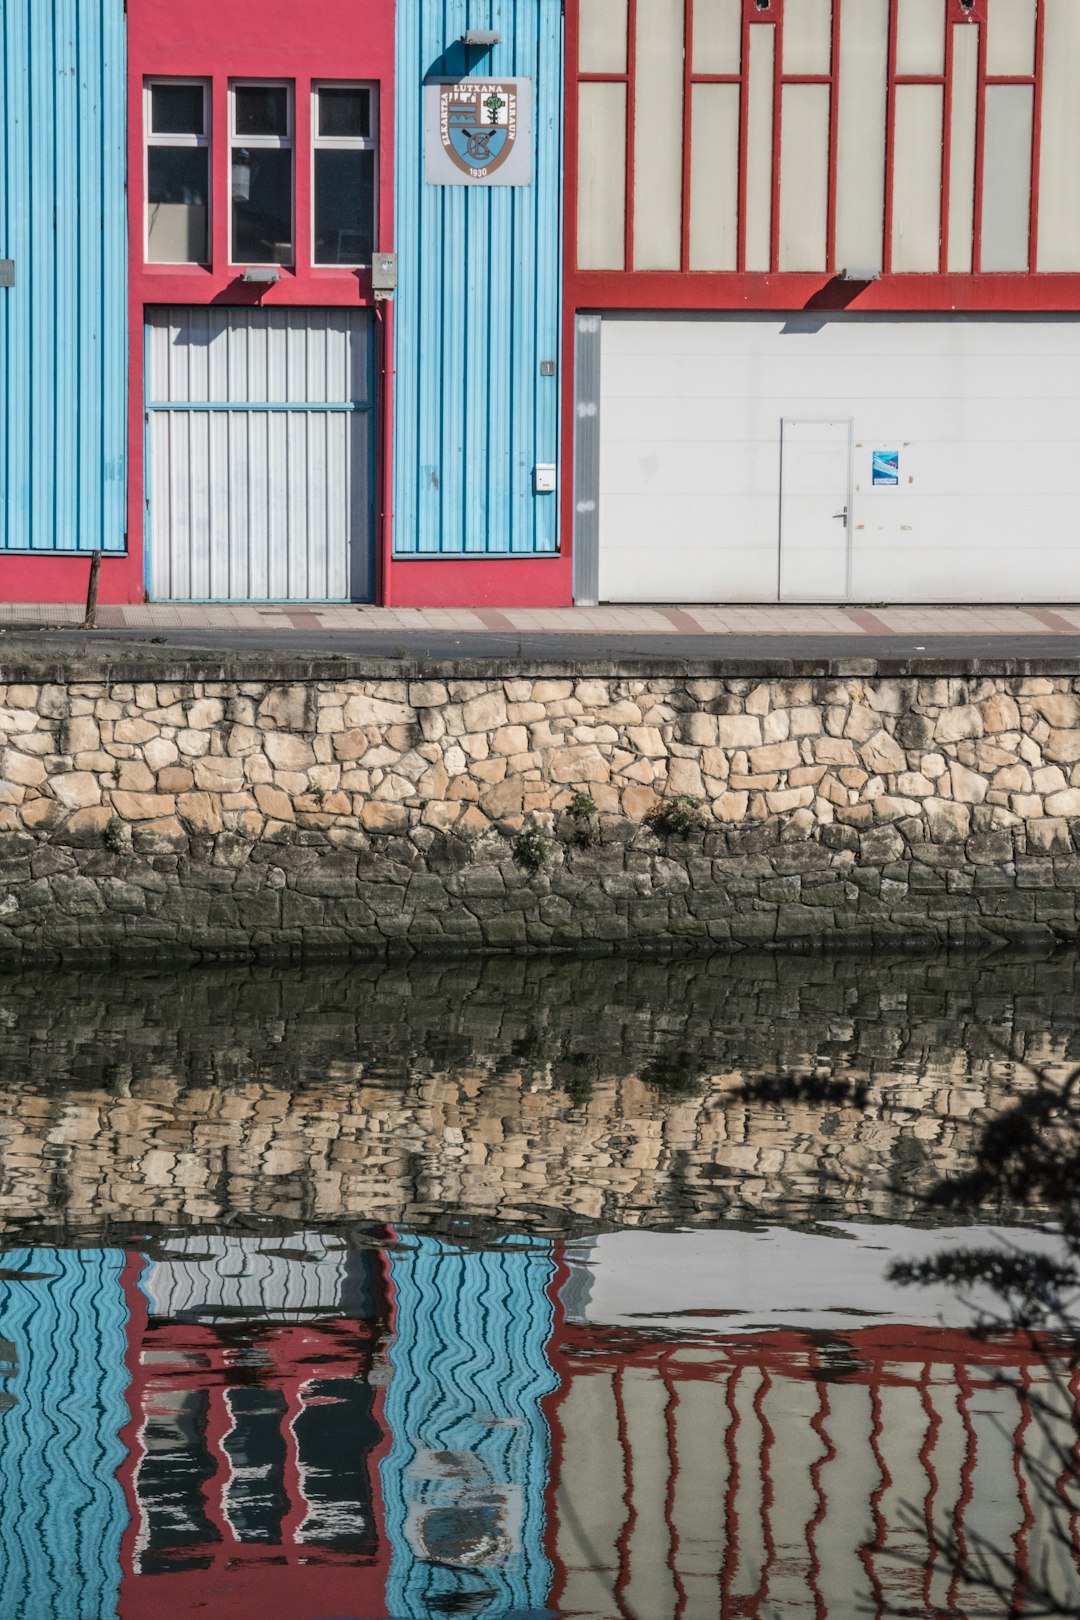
[148,308,374,602]
[598,313,1080,603]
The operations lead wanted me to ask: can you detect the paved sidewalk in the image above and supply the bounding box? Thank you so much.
[3,600,1080,637]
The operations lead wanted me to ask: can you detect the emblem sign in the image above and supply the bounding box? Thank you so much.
[425,78,533,187]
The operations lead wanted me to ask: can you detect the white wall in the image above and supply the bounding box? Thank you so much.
[598,313,1080,603]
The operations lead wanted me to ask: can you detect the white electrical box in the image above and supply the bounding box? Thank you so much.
[534,464,557,493]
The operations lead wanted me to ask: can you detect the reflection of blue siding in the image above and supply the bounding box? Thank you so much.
[0,1250,130,1620]
[382,1238,557,1619]
[0,1,127,554]
[394,1,563,556]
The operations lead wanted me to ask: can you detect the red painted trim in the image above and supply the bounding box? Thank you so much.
[1030,0,1047,272]
[972,3,989,273]
[770,15,784,274]
[826,0,842,275]
[737,5,752,272]
[0,554,141,605]
[681,0,694,274]
[377,299,394,605]
[562,2,582,601]
[386,554,573,610]
[566,268,1080,311]
[624,0,638,272]
[941,12,956,273]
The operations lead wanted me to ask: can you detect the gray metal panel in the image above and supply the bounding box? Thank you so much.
[144,1234,352,1322]
[573,314,602,604]
[147,308,374,602]
[0,0,127,554]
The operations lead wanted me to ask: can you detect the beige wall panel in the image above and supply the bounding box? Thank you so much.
[578,83,627,270]
[783,0,833,75]
[633,0,684,270]
[896,0,946,75]
[693,0,742,73]
[745,25,776,271]
[835,0,888,273]
[579,0,629,73]
[946,24,979,272]
[779,84,830,271]
[985,0,1036,75]
[891,85,943,271]
[689,84,740,270]
[1037,0,1080,270]
[981,84,1033,271]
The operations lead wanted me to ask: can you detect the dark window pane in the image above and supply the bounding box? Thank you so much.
[151,83,204,136]
[314,148,375,264]
[318,87,371,139]
[232,148,293,263]
[148,147,209,262]
[235,85,289,137]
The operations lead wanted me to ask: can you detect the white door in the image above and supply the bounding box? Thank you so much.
[147,307,375,602]
[779,420,851,601]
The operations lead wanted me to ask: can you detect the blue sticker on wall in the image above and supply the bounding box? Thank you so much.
[872,450,899,486]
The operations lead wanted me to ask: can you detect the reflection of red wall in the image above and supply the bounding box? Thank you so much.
[117,1250,394,1620]
[545,1292,1080,1618]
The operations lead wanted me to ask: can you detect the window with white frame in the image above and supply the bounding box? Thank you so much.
[146,80,210,264]
[231,82,293,265]
[312,84,377,266]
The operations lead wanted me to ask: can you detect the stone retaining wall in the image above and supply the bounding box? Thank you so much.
[1,658,1080,956]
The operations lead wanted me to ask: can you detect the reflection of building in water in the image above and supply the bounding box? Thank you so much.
[549,1233,1080,1620]
[117,1233,394,1620]
[0,1249,131,1620]
[380,1237,558,1619]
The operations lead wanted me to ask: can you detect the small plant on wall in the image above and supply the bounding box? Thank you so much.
[645,795,710,838]
[566,790,599,848]
[513,818,555,874]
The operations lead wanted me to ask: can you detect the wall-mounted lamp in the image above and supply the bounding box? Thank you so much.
[838,267,882,282]
[241,267,280,284]
[461,29,500,46]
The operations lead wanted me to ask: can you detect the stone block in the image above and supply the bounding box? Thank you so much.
[462,691,508,731]
[666,758,705,798]
[117,760,155,792]
[52,772,101,810]
[190,757,243,794]
[1034,694,1080,729]
[110,791,177,821]
[491,725,530,757]
[2,751,45,788]
[934,705,983,743]
[1044,729,1080,764]
[410,681,449,707]
[861,730,905,773]
[749,741,800,773]
[61,716,99,753]
[361,801,409,833]
[949,763,988,804]
[1045,788,1080,817]
[177,792,223,834]
[258,685,316,731]
[925,800,971,842]
[715,715,761,748]
[980,693,1021,733]
[263,733,316,771]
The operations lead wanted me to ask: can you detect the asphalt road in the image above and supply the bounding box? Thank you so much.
[2,623,1079,663]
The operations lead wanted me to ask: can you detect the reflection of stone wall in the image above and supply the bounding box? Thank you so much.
[0,954,1074,1240]
[2,664,1080,955]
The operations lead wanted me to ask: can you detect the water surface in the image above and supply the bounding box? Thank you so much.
[0,952,1077,1618]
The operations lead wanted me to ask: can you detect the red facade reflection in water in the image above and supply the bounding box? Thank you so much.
[117,1244,395,1620]
[545,1319,1080,1620]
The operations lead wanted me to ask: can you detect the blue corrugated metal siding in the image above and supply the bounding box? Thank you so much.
[0,1249,130,1620]
[0,1,127,554]
[381,1238,557,1618]
[394,1,563,556]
